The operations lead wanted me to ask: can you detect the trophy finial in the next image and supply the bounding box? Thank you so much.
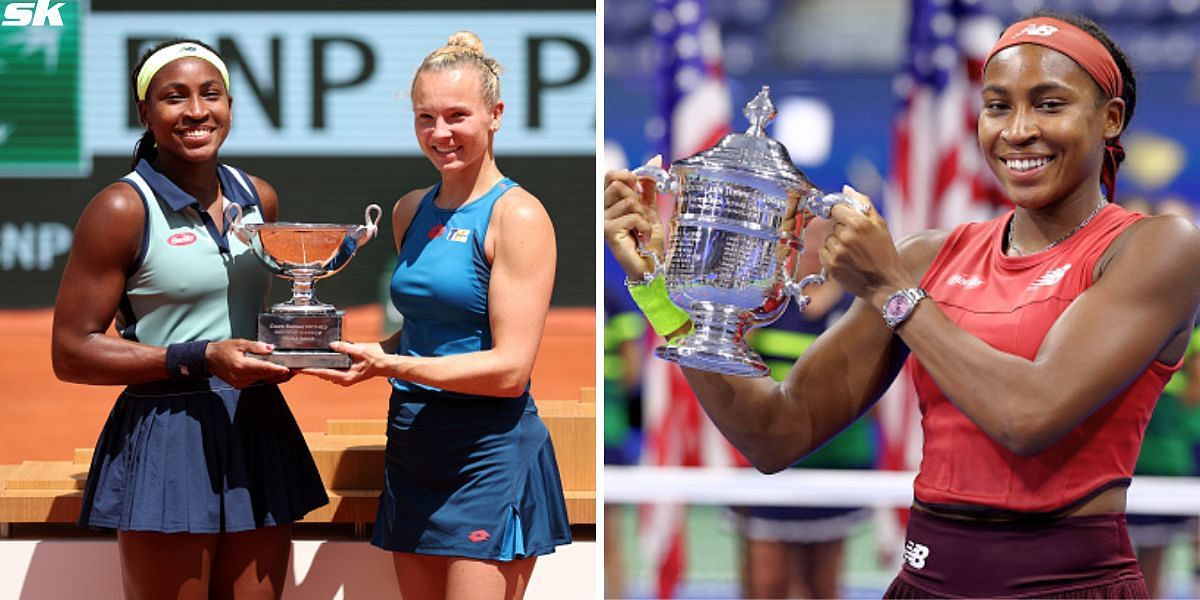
[744,85,776,137]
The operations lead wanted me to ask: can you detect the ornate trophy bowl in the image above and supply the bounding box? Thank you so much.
[228,204,382,368]
[632,86,866,377]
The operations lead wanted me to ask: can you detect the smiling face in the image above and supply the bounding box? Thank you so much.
[137,57,231,165]
[411,68,503,174]
[979,44,1124,209]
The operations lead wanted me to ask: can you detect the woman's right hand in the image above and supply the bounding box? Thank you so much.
[205,339,292,388]
[603,165,667,280]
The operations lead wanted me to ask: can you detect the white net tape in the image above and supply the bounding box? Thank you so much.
[605,467,1200,516]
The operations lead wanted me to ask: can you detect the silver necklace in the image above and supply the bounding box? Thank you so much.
[1007,197,1107,257]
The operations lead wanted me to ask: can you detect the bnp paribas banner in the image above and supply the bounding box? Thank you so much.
[0,0,85,176]
[0,2,594,177]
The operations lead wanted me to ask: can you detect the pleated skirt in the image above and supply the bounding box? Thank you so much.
[371,389,572,560]
[78,377,329,534]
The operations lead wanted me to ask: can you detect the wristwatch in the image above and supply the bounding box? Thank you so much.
[882,287,929,331]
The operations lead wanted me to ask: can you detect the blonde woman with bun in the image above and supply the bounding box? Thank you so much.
[302,32,571,599]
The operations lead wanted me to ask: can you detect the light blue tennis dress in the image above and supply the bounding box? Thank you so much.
[78,159,328,533]
[373,177,572,560]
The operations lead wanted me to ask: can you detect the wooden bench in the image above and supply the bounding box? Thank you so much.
[0,389,595,533]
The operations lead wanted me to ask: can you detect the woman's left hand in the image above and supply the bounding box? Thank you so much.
[819,186,914,305]
[299,341,389,386]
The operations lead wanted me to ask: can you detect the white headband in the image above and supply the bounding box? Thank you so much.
[135,42,230,101]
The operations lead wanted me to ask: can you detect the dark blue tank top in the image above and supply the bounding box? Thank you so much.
[389,177,526,398]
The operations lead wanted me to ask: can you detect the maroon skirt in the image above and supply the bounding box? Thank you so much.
[883,509,1147,599]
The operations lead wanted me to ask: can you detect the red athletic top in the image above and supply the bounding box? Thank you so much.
[911,203,1179,515]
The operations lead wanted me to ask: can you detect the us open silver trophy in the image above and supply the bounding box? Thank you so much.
[227,204,382,368]
[632,86,867,377]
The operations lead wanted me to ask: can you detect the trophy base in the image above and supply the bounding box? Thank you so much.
[255,311,348,369]
[655,338,769,377]
[653,301,771,377]
[249,350,351,369]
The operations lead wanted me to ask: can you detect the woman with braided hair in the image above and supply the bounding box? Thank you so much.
[604,11,1200,598]
[303,32,571,599]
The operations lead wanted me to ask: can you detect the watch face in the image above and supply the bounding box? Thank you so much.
[885,294,913,320]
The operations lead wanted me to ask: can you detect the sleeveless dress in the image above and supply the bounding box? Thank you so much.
[887,204,1160,598]
[77,159,328,533]
[372,177,572,560]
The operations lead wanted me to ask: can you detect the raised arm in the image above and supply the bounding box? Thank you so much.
[603,169,942,472]
[680,232,944,473]
[825,200,1200,456]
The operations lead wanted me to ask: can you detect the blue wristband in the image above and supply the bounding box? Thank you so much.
[166,340,210,379]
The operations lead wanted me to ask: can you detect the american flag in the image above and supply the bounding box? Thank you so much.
[640,1,741,598]
[647,0,731,162]
[884,0,1008,238]
[879,0,1009,493]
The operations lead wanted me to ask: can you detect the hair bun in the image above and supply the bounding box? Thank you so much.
[446,31,484,55]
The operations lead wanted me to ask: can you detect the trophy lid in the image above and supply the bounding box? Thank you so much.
[673,86,812,193]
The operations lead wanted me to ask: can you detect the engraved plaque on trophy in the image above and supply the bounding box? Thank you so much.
[228,204,382,368]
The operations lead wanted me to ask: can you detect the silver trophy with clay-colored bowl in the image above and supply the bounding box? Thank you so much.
[228,204,382,368]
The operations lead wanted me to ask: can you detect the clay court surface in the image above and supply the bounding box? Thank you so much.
[0,306,596,465]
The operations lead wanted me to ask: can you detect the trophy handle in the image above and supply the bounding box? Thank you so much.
[786,270,828,312]
[627,163,678,280]
[781,192,869,310]
[804,192,870,220]
[363,204,383,240]
[224,202,250,244]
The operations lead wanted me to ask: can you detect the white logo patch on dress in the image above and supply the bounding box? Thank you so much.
[1028,263,1072,289]
[447,228,470,243]
[167,232,198,247]
[947,273,984,289]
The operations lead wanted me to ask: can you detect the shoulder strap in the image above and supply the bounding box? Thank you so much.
[118,171,155,277]
[221,164,264,212]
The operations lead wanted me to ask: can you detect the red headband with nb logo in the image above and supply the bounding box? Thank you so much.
[985,17,1122,99]
[985,17,1125,199]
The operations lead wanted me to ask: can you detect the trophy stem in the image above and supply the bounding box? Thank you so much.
[278,269,336,315]
[654,302,769,377]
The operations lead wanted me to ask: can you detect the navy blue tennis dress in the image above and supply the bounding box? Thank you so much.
[374,177,572,560]
[77,159,328,533]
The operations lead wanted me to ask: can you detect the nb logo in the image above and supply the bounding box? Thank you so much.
[1014,24,1058,38]
[904,540,930,569]
[1,0,65,27]
[1029,263,1072,289]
